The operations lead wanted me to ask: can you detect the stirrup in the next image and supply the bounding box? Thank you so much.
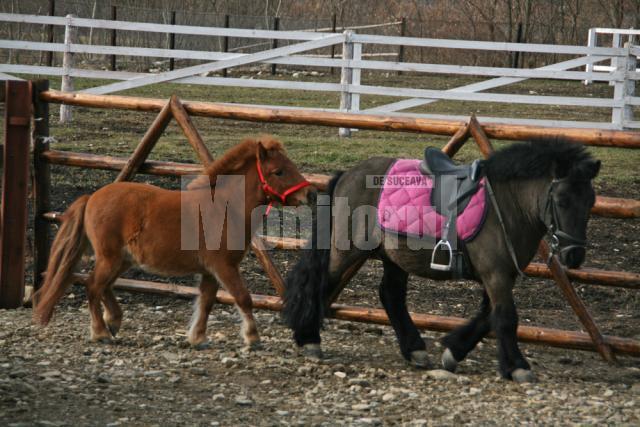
[431,239,453,271]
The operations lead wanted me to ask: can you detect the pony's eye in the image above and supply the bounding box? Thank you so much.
[274,169,284,177]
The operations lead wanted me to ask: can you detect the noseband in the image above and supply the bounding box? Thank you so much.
[542,178,587,260]
[256,157,310,215]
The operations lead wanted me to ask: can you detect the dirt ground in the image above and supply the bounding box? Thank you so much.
[1,75,640,425]
[1,209,639,426]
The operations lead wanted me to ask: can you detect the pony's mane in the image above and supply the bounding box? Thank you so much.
[187,135,284,189]
[482,140,593,182]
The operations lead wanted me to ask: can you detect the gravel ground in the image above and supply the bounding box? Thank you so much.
[1,274,639,427]
[2,137,639,426]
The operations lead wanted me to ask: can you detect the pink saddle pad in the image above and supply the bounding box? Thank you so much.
[377,159,487,241]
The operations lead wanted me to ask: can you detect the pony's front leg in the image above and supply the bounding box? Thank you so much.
[440,291,492,372]
[487,286,534,383]
[213,265,260,349]
[188,274,220,348]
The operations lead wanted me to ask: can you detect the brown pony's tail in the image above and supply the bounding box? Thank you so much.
[33,195,90,325]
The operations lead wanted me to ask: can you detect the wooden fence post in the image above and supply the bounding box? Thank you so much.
[271,17,280,75]
[169,11,176,71]
[222,15,230,78]
[110,6,117,71]
[612,42,637,129]
[45,0,55,67]
[512,22,523,68]
[116,99,173,182]
[339,30,354,137]
[32,80,51,291]
[0,81,31,308]
[59,14,76,124]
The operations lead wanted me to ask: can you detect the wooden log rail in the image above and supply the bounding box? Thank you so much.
[40,90,640,148]
[39,215,640,291]
[40,149,640,219]
[38,149,640,290]
[69,274,640,357]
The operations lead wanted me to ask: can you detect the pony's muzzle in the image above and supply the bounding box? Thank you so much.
[288,186,316,206]
[560,246,586,269]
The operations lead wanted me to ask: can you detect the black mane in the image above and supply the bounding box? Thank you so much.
[482,140,594,181]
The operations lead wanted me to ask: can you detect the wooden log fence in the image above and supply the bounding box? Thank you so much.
[68,273,640,357]
[40,90,640,148]
[3,81,638,359]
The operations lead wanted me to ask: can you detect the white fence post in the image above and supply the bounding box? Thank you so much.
[339,30,354,137]
[611,42,637,129]
[349,41,362,133]
[60,14,76,124]
[584,28,597,85]
[609,32,622,87]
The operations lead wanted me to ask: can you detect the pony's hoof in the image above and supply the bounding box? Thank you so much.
[242,341,263,352]
[106,323,120,338]
[511,368,535,383]
[410,350,432,369]
[301,343,323,360]
[191,340,212,351]
[90,334,113,344]
[441,348,459,373]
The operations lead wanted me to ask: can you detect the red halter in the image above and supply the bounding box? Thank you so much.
[256,157,310,215]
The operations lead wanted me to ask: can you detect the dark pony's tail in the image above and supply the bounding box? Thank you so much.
[283,171,343,346]
[32,195,89,325]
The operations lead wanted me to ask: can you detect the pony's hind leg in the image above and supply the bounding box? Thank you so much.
[102,288,123,338]
[86,255,124,343]
[379,259,430,369]
[101,261,130,338]
[440,291,492,372]
[212,264,259,349]
[188,274,220,348]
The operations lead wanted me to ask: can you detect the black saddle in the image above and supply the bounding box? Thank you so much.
[419,147,483,216]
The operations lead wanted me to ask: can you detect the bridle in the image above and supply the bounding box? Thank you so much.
[485,175,587,279]
[256,156,310,215]
[542,178,587,260]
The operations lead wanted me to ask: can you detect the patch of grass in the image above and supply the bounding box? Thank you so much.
[1,75,638,193]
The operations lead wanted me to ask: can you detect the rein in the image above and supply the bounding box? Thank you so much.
[485,179,526,278]
[256,157,310,215]
[542,178,587,261]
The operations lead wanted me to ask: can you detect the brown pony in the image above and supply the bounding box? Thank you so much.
[33,135,315,349]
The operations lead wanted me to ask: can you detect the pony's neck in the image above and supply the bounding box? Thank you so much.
[491,177,549,264]
[207,157,267,208]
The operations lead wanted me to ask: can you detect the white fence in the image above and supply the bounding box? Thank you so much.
[1,13,639,130]
[585,27,639,75]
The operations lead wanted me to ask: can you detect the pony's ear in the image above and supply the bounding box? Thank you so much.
[582,159,601,179]
[256,140,268,161]
[568,158,601,180]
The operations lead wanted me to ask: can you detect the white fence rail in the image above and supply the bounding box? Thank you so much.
[585,27,639,76]
[1,13,639,130]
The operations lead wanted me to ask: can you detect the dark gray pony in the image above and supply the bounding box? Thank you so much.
[283,140,600,383]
